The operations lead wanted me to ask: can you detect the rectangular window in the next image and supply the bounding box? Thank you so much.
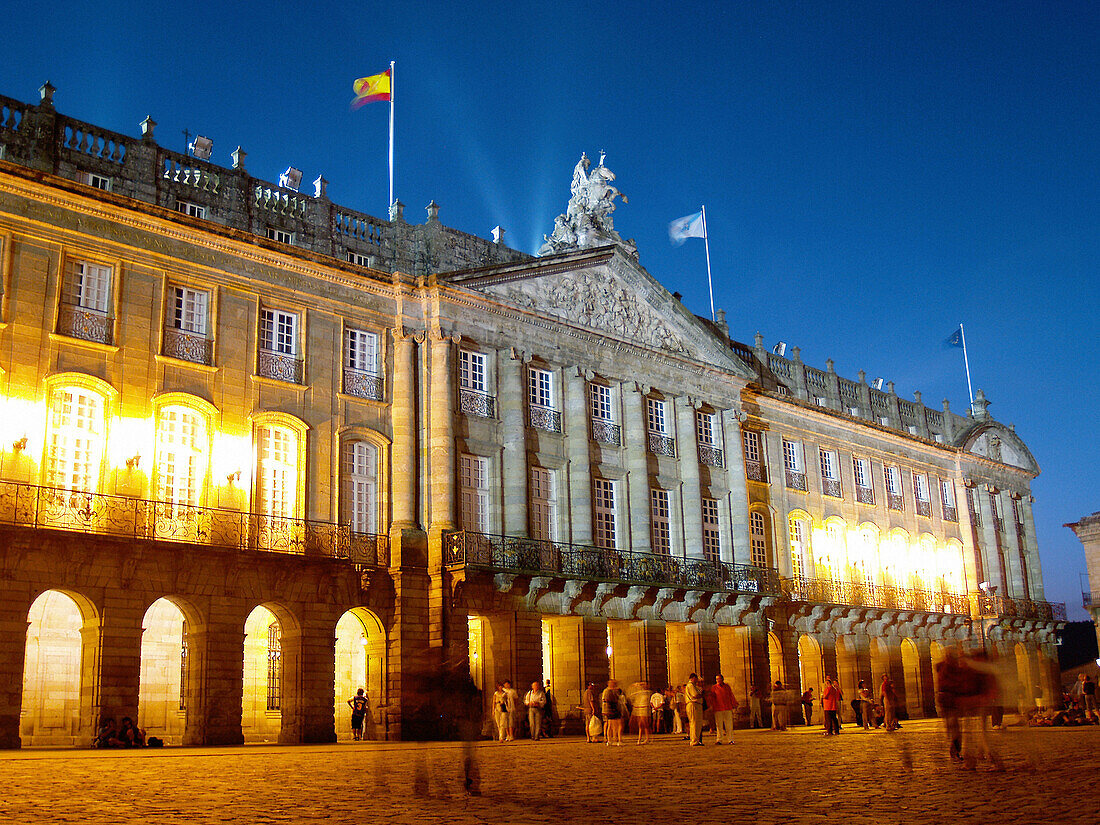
[884,465,902,495]
[459,350,487,392]
[267,623,281,711]
[267,227,294,244]
[256,426,297,519]
[966,487,982,526]
[155,407,203,508]
[530,467,558,542]
[459,454,489,533]
[593,478,616,549]
[83,172,111,191]
[528,367,554,408]
[590,383,614,421]
[750,512,768,567]
[650,489,671,555]
[259,308,298,355]
[853,457,874,504]
[742,430,762,464]
[702,498,721,563]
[782,439,803,472]
[696,411,716,446]
[176,200,206,219]
[343,441,377,534]
[171,286,209,335]
[913,473,930,502]
[789,518,807,579]
[64,260,112,313]
[347,251,371,267]
[647,398,668,434]
[940,479,958,522]
[820,449,838,480]
[345,328,379,373]
[47,389,104,493]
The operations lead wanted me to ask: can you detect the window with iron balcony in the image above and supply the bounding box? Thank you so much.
[742,429,767,482]
[589,382,620,445]
[527,367,561,432]
[696,411,724,467]
[258,308,303,383]
[853,457,874,505]
[819,448,841,498]
[343,328,383,400]
[783,438,806,491]
[913,473,932,518]
[458,350,495,417]
[164,285,213,365]
[940,479,957,522]
[702,498,721,563]
[884,465,904,511]
[650,488,671,555]
[59,260,113,345]
[647,397,675,456]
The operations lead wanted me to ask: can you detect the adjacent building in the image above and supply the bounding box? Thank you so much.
[0,83,1064,747]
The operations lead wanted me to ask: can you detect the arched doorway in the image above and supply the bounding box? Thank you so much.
[138,598,192,744]
[21,590,97,746]
[901,639,923,718]
[797,635,823,723]
[835,636,860,722]
[243,605,283,742]
[767,631,785,685]
[334,608,386,741]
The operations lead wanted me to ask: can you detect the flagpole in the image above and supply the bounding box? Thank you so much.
[701,205,715,322]
[388,60,395,211]
[960,323,974,404]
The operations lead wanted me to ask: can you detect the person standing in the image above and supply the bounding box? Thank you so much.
[524,681,547,741]
[821,677,841,736]
[502,680,520,741]
[543,680,557,737]
[749,685,764,729]
[650,687,666,733]
[710,674,737,744]
[1083,674,1097,721]
[857,679,873,730]
[801,687,815,726]
[850,682,865,728]
[347,688,369,741]
[601,679,624,746]
[673,685,686,735]
[583,681,600,742]
[685,673,705,745]
[880,673,899,732]
[491,683,508,742]
[631,681,653,744]
[770,681,789,731]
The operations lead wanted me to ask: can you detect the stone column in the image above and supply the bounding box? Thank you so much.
[608,619,667,690]
[183,606,248,746]
[976,488,1005,593]
[722,408,750,564]
[999,491,1026,598]
[483,610,544,689]
[717,623,764,704]
[1019,496,1043,599]
[564,368,593,545]
[91,594,147,742]
[542,615,608,731]
[622,383,650,551]
[912,638,937,718]
[676,397,704,557]
[666,623,719,686]
[0,586,30,748]
[279,605,341,744]
[390,328,420,535]
[427,330,457,654]
[500,351,528,536]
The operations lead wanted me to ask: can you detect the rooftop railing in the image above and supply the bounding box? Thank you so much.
[0,480,388,567]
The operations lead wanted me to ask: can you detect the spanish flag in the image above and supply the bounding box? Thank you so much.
[351,70,392,109]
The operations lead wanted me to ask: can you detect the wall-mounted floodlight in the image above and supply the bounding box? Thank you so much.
[189,135,213,160]
[280,167,303,192]
[772,341,786,356]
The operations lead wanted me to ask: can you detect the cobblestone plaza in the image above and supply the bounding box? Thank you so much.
[1,723,1097,824]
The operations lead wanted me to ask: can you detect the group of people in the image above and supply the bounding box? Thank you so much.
[765,673,899,733]
[488,680,560,741]
[94,716,150,748]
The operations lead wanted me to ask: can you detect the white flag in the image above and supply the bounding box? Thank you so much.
[669,211,705,246]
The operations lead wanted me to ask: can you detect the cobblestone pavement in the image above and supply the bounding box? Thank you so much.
[1,720,1097,825]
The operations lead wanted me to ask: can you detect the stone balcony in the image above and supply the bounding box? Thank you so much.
[0,480,388,566]
[977,592,1067,623]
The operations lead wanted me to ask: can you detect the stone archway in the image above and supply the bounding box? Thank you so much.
[901,638,924,718]
[242,604,285,743]
[334,608,386,741]
[138,596,202,745]
[797,635,824,724]
[21,589,99,747]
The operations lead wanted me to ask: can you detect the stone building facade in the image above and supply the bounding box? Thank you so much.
[1067,512,1100,655]
[0,84,1064,748]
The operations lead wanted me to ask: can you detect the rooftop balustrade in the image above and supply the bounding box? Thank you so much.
[0,480,388,567]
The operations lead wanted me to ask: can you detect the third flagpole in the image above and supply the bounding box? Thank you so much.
[701,205,715,322]
[960,323,974,404]
[388,60,395,211]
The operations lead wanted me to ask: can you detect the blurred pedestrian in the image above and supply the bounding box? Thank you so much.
[673,685,686,734]
[601,679,624,746]
[543,680,557,737]
[880,673,899,732]
[502,680,520,741]
[491,683,508,741]
[631,681,653,744]
[749,684,764,728]
[650,687,666,733]
[801,687,814,726]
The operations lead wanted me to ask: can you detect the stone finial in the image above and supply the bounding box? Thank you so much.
[971,388,991,420]
[313,174,328,199]
[491,225,505,244]
[887,381,896,395]
[389,199,405,222]
[714,308,729,338]
[231,146,247,171]
[39,81,55,107]
[943,399,951,412]
[140,116,157,141]
[913,390,922,404]
[426,200,440,223]
[791,346,801,363]
[754,332,765,350]
[826,358,835,373]
[858,369,866,384]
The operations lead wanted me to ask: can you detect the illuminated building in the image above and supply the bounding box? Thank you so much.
[0,83,1064,746]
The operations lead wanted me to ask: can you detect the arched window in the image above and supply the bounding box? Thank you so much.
[155,406,207,508]
[788,513,811,579]
[46,386,108,492]
[343,440,378,534]
[256,425,298,519]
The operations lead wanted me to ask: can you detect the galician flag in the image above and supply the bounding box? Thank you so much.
[351,69,392,109]
[669,211,705,246]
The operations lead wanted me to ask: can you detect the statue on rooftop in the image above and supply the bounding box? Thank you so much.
[539,151,636,256]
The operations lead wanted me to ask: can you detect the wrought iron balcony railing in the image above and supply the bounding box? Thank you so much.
[977,593,1067,622]
[258,349,303,384]
[0,480,388,566]
[529,403,562,433]
[785,469,807,492]
[591,419,621,446]
[942,504,958,522]
[444,530,782,595]
[58,303,112,345]
[744,459,767,483]
[1084,591,1098,610]
[698,445,725,468]
[648,433,676,457]
[855,485,875,505]
[459,387,496,418]
[916,499,932,518]
[163,327,213,365]
[886,492,904,511]
[782,577,969,614]
[821,477,841,498]
[343,366,384,401]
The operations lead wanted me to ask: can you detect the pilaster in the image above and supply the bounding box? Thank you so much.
[722,409,750,564]
[623,383,650,551]
[608,619,667,690]
[676,397,704,557]
[500,350,528,536]
[564,368,593,545]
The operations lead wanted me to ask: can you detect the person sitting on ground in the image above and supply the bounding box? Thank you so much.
[117,717,145,748]
[94,717,122,749]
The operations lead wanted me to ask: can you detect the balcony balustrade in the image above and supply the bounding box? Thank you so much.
[821,477,842,498]
[258,350,303,384]
[916,499,932,518]
[744,459,767,483]
[785,469,807,492]
[529,404,562,433]
[855,485,875,505]
[343,367,384,401]
[942,504,958,522]
[977,593,1067,622]
[886,492,904,511]
[0,480,388,566]
[782,577,970,614]
[163,327,213,365]
[648,432,676,457]
[58,303,112,345]
[698,445,725,468]
[591,419,621,446]
[459,387,496,418]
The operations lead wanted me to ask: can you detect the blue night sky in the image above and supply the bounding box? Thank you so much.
[2,1,1097,618]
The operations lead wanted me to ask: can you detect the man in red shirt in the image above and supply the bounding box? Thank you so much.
[709,674,738,744]
[821,676,842,736]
